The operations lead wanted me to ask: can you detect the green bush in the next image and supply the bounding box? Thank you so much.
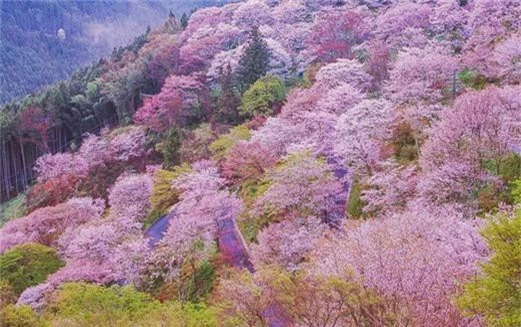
[139,302,221,327]
[0,280,17,309]
[209,125,251,159]
[156,258,217,303]
[347,179,365,219]
[0,304,44,327]
[43,283,160,326]
[146,165,191,227]
[458,209,521,326]
[42,282,222,327]
[240,76,286,118]
[458,69,487,90]
[0,243,64,295]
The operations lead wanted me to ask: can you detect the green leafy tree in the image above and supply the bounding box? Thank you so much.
[240,76,286,118]
[236,27,271,92]
[162,127,182,169]
[217,63,241,124]
[457,209,521,326]
[0,243,64,295]
[347,178,364,219]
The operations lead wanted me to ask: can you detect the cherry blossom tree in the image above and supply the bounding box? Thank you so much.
[314,59,372,91]
[252,216,325,271]
[362,160,418,215]
[374,2,432,49]
[306,10,365,62]
[156,160,243,280]
[109,126,148,163]
[272,0,311,25]
[365,40,391,89]
[221,141,278,184]
[34,153,88,183]
[108,174,153,222]
[253,151,344,220]
[494,34,521,84]
[316,83,365,115]
[464,0,521,76]
[419,86,521,209]
[134,75,208,132]
[388,46,459,120]
[77,133,114,168]
[312,205,488,327]
[251,116,306,156]
[0,197,105,253]
[232,0,274,29]
[334,99,392,175]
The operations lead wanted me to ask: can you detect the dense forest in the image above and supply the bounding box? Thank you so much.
[1,0,521,326]
[0,0,233,104]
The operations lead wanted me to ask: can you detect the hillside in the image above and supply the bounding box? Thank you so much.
[1,0,521,326]
[0,0,232,104]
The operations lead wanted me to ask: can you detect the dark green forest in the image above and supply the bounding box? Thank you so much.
[0,0,231,104]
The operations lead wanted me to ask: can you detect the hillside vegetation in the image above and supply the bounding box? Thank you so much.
[0,0,232,104]
[1,0,521,326]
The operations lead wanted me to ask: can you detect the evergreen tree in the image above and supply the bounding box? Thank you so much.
[180,13,189,29]
[162,127,182,169]
[236,27,270,93]
[217,63,241,124]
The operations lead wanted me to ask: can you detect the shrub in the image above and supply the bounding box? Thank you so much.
[43,283,160,326]
[0,280,16,309]
[26,174,80,213]
[147,165,191,226]
[240,76,286,118]
[347,179,365,219]
[458,69,487,90]
[0,304,43,327]
[141,302,220,327]
[157,259,216,303]
[209,125,251,160]
[0,243,64,295]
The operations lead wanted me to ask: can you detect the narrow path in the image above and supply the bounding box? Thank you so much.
[145,213,287,326]
[216,217,254,273]
[144,212,175,247]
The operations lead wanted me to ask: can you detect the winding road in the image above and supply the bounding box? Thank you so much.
[144,159,350,326]
[145,212,288,326]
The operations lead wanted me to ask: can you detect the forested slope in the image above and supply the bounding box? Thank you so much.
[0,0,232,104]
[1,0,521,326]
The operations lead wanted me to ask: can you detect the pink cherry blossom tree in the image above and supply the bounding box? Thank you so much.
[252,216,325,271]
[134,75,208,132]
[221,141,279,184]
[362,160,418,216]
[253,151,344,220]
[0,197,105,253]
[334,99,393,176]
[312,205,488,327]
[306,10,366,62]
[314,59,372,91]
[108,174,153,222]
